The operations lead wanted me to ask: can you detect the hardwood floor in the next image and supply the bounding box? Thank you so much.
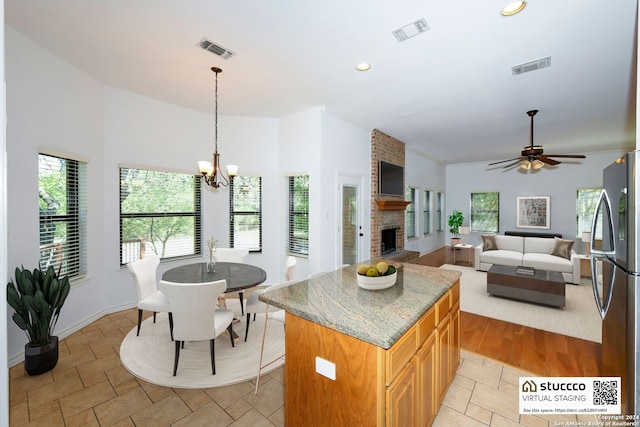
[417,246,601,378]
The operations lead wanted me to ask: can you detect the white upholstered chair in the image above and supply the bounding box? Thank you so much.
[127,255,173,340]
[284,256,297,281]
[213,248,250,314]
[158,279,235,376]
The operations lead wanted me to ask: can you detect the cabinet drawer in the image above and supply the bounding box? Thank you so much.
[416,306,436,347]
[386,325,417,385]
[436,290,451,324]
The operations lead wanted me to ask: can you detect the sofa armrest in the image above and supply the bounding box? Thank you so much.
[570,251,581,285]
[474,244,483,270]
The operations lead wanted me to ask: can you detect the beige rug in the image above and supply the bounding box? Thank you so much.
[120,299,285,388]
[440,264,602,343]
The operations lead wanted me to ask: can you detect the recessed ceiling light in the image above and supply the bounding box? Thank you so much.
[501,1,526,16]
[356,63,371,71]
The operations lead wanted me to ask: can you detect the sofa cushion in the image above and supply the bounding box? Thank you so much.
[481,249,523,266]
[550,237,574,260]
[522,253,572,273]
[523,236,556,254]
[482,234,498,251]
[495,235,524,252]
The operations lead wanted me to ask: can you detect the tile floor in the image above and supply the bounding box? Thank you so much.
[9,308,600,426]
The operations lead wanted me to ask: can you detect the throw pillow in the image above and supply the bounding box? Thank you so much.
[550,237,574,260]
[482,234,498,251]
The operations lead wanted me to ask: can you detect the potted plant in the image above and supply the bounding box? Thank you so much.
[447,210,464,247]
[7,265,70,375]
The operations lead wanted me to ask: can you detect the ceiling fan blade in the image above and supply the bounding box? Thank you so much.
[542,154,586,159]
[488,157,524,166]
[538,155,561,165]
[503,159,524,169]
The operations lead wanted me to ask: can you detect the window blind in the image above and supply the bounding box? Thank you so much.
[287,175,309,256]
[39,153,87,281]
[423,190,431,235]
[119,167,201,264]
[406,187,417,238]
[229,175,262,252]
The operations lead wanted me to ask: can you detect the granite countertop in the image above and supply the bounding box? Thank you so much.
[259,263,461,349]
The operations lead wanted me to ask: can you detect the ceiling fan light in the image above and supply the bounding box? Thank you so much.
[532,159,544,169]
[520,161,531,170]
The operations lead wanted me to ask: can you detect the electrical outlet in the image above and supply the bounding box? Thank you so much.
[315,357,336,380]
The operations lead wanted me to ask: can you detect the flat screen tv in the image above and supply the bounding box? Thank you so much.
[379,161,404,196]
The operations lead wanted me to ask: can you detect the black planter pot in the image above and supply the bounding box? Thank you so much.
[24,336,59,375]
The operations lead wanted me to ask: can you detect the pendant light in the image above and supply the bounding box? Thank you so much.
[198,67,238,188]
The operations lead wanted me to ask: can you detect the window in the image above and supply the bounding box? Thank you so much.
[39,153,87,281]
[230,176,262,252]
[577,188,602,237]
[119,167,201,265]
[436,192,444,232]
[423,190,431,235]
[406,186,417,238]
[471,192,500,233]
[287,175,309,256]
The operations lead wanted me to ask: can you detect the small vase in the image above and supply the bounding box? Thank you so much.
[207,254,216,273]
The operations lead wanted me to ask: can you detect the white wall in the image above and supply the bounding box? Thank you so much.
[6,26,107,362]
[405,148,447,255]
[1,1,9,424]
[445,149,631,250]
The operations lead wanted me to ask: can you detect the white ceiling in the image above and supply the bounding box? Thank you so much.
[5,0,638,165]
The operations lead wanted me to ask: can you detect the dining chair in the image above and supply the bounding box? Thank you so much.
[127,255,173,340]
[250,280,295,394]
[158,279,235,376]
[284,256,297,281]
[214,248,249,314]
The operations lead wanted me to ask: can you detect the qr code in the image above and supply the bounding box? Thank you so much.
[593,380,618,405]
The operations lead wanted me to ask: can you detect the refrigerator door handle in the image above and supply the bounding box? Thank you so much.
[590,255,615,319]
[589,189,615,257]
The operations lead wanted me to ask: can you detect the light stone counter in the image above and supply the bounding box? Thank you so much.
[259,263,461,349]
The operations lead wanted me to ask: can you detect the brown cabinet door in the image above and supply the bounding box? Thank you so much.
[386,358,418,427]
[417,332,437,427]
[450,302,461,381]
[437,313,451,406]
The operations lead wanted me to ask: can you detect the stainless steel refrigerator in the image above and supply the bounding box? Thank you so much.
[590,150,640,415]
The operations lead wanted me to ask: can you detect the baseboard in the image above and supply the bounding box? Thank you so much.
[8,302,137,368]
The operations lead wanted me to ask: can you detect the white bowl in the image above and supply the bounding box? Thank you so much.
[357,271,397,290]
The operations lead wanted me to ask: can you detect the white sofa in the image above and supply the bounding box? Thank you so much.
[474,234,581,284]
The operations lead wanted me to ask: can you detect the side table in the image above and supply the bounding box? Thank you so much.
[453,243,474,267]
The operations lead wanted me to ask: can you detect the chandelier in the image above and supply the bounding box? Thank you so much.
[198,67,238,188]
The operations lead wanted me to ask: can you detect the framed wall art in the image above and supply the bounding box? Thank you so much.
[516,196,550,229]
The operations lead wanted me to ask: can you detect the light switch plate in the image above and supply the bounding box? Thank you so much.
[315,357,336,380]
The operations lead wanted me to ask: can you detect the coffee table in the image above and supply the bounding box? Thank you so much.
[486,264,565,307]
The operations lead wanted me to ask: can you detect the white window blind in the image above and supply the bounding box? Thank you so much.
[119,167,201,264]
[230,175,262,252]
[406,186,417,238]
[287,175,309,256]
[423,190,431,235]
[39,153,87,281]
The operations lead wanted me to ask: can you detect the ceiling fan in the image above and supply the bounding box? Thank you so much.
[488,110,586,170]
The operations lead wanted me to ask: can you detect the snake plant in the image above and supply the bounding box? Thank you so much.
[7,265,70,346]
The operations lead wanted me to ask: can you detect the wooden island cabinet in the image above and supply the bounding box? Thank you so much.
[260,263,461,426]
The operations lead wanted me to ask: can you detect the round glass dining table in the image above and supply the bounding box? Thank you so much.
[162,262,267,292]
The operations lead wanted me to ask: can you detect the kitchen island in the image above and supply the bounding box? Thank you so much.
[260,262,461,426]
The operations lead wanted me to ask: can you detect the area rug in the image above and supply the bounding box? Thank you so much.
[120,300,285,388]
[440,264,602,343]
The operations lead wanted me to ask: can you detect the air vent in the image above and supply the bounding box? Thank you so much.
[392,18,430,42]
[511,56,551,75]
[197,37,236,60]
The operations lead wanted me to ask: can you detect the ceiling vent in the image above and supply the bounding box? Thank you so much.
[511,56,551,75]
[197,37,236,60]
[392,18,430,42]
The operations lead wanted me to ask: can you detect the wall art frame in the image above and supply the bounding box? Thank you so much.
[516,196,550,229]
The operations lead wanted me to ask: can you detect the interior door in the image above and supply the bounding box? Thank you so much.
[338,175,362,266]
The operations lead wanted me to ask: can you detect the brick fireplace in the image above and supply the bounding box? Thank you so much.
[370,129,419,263]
